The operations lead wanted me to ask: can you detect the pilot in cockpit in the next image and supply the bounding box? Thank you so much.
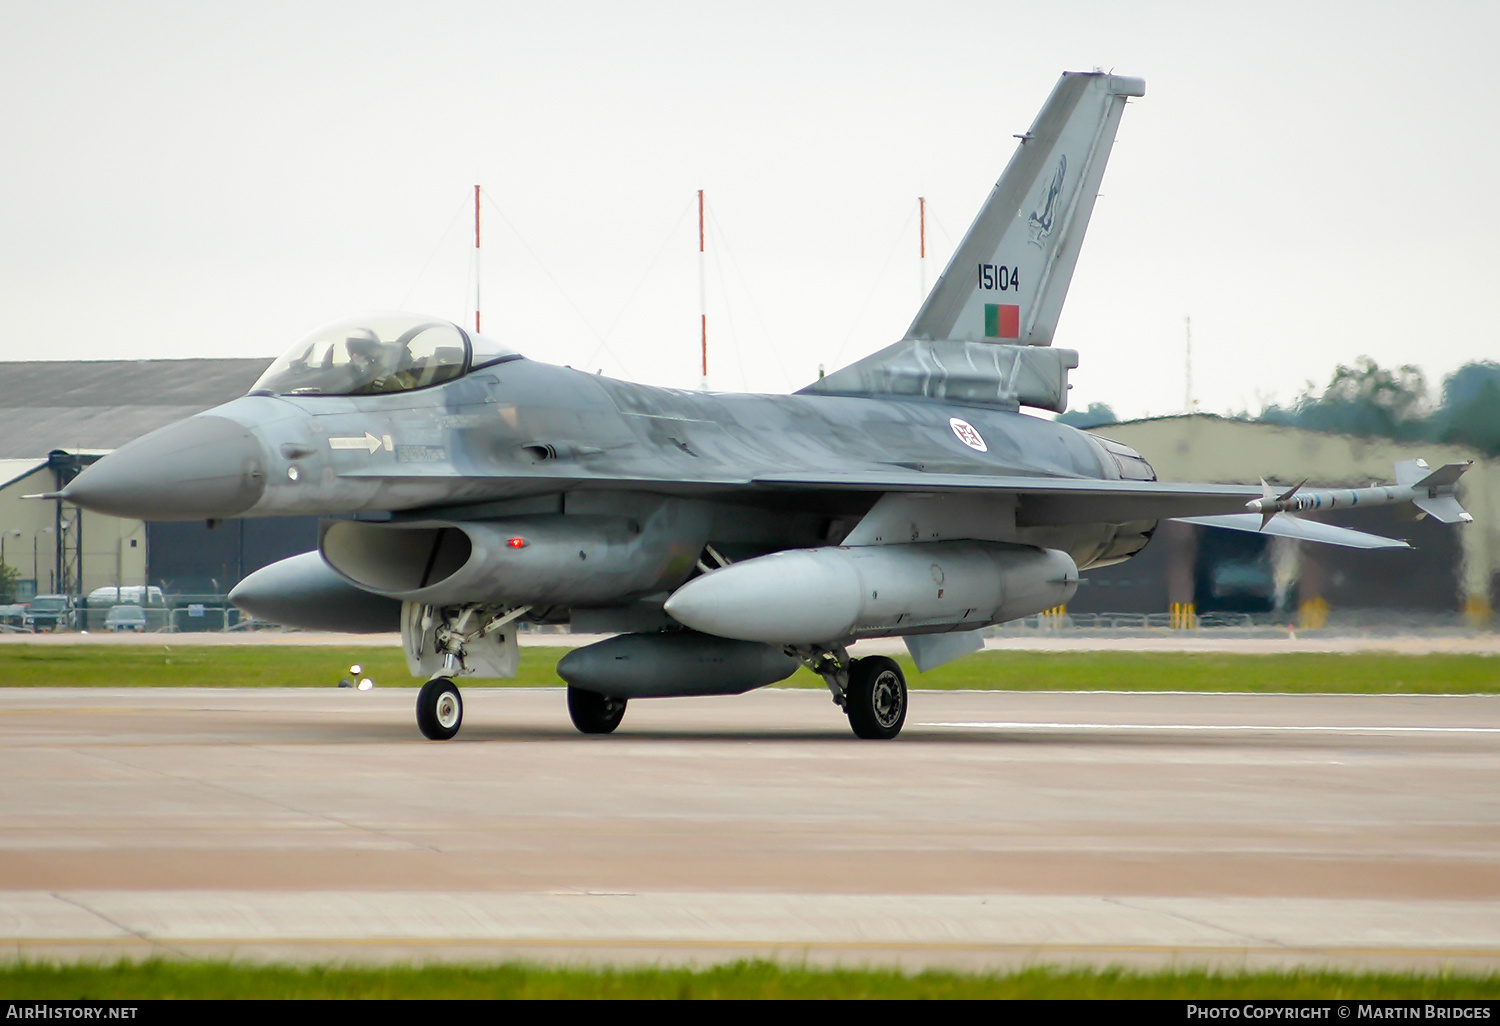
[249,313,520,398]
[345,330,399,393]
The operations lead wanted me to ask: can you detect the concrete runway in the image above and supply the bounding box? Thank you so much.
[1,685,1498,971]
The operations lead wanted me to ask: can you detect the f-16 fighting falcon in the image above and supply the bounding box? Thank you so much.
[53,72,1471,741]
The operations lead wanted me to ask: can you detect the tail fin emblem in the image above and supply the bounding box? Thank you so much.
[1027,155,1067,246]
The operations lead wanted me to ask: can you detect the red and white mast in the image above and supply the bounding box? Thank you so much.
[473,184,482,334]
[698,189,708,391]
[918,196,927,298]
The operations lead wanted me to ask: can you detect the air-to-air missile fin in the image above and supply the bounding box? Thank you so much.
[1260,479,1306,529]
[1390,459,1474,522]
[1414,462,1473,489]
[1411,461,1475,522]
[905,72,1144,348]
[1413,494,1475,524]
[1394,459,1431,487]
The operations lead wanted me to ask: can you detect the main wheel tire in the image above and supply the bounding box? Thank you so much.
[846,656,907,740]
[416,677,463,740]
[567,686,627,735]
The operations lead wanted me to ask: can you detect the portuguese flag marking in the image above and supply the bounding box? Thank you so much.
[984,303,1020,339]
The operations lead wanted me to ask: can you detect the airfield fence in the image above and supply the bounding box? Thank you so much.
[986,609,1488,637]
[3,598,1489,637]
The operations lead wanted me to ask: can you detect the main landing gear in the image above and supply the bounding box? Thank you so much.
[846,655,907,740]
[796,646,908,740]
[567,686,628,735]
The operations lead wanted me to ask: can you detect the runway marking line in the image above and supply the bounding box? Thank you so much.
[920,722,1500,734]
[8,936,1500,959]
[907,690,1500,699]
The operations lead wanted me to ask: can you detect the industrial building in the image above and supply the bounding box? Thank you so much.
[0,360,315,613]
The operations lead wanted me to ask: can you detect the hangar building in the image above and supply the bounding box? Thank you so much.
[1074,415,1497,624]
[0,360,316,611]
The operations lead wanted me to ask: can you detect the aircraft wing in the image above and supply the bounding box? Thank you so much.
[1176,513,1409,550]
[753,471,1261,525]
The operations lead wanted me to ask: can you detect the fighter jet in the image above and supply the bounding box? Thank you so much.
[56,72,1471,741]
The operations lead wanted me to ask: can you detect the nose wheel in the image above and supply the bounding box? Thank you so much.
[416,677,463,740]
[845,656,907,740]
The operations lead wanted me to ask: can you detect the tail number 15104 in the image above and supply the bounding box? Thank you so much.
[978,263,1020,291]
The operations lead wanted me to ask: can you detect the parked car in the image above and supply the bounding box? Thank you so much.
[23,595,74,631]
[104,604,147,633]
[0,604,29,630]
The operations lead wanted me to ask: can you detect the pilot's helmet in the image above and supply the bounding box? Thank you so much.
[344,330,383,367]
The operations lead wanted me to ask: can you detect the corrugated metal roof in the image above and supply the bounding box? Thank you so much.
[0,359,272,458]
[0,458,47,489]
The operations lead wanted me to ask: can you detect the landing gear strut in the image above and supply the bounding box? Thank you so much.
[410,603,530,741]
[791,645,908,740]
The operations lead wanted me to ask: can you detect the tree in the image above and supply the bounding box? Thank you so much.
[1056,402,1118,429]
[0,562,18,605]
[1253,356,1500,457]
[1277,357,1429,440]
[1434,362,1500,457]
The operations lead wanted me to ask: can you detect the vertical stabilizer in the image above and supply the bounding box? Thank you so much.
[906,72,1143,346]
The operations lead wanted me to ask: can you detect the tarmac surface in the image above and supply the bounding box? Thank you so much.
[2,681,1498,970]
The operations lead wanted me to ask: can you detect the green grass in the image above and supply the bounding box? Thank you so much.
[1,960,1497,999]
[893,650,1500,694]
[0,644,1497,693]
[0,644,527,689]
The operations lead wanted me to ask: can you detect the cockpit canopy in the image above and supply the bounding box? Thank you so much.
[250,313,519,397]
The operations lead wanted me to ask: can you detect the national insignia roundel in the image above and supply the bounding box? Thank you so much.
[949,418,987,452]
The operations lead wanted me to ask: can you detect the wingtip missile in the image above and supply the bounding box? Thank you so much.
[1245,461,1472,525]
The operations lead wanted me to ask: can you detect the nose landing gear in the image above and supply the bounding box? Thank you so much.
[416,677,463,740]
[408,603,529,741]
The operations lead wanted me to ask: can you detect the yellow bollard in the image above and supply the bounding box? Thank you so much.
[1463,596,1492,629]
[1298,597,1328,631]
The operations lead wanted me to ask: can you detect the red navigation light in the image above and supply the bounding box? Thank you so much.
[507,537,527,548]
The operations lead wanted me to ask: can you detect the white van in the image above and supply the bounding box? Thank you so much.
[87,585,166,607]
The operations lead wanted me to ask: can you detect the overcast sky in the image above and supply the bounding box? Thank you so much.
[2,0,1496,420]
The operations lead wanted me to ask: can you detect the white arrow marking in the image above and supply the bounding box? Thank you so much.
[328,432,383,454]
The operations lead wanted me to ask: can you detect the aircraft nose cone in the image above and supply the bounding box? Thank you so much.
[66,415,267,520]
